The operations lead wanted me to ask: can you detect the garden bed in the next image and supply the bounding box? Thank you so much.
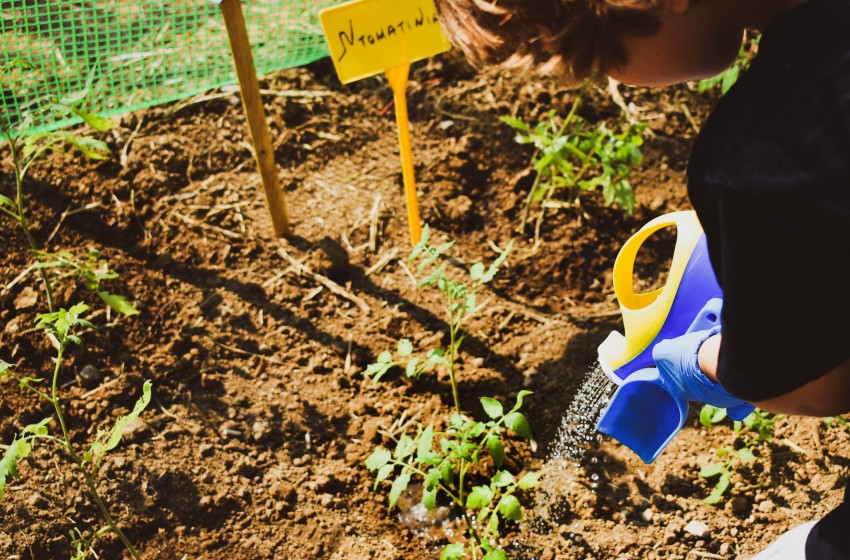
[1,53,847,559]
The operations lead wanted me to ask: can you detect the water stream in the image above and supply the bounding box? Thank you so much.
[529,364,617,531]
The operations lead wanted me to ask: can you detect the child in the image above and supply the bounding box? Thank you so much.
[434,0,850,557]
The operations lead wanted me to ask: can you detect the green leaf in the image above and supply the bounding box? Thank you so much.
[489,511,500,535]
[518,471,542,490]
[700,405,720,428]
[58,132,110,160]
[0,437,32,500]
[0,361,12,377]
[374,464,394,489]
[394,434,416,460]
[704,471,732,504]
[405,357,420,378]
[498,494,522,521]
[699,463,725,478]
[738,448,756,462]
[483,549,508,560]
[469,262,486,282]
[0,420,48,501]
[70,107,115,132]
[480,397,504,420]
[504,412,533,440]
[98,291,139,316]
[513,390,533,411]
[397,338,413,357]
[22,418,52,437]
[88,380,152,471]
[425,467,442,491]
[486,435,505,467]
[440,542,466,560]
[417,425,434,462]
[467,485,494,509]
[499,115,530,132]
[440,461,454,485]
[423,484,437,510]
[0,193,14,210]
[388,472,411,509]
[492,471,515,488]
[477,505,491,522]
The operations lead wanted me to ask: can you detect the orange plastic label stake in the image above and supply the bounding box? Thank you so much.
[319,0,451,246]
[319,0,451,84]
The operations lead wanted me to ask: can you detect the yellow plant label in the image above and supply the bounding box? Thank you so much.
[319,0,451,84]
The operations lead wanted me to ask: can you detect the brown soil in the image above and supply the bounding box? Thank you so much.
[1,53,847,560]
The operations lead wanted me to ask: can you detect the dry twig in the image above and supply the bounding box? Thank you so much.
[277,246,370,313]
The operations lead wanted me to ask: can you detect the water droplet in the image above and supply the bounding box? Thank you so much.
[590,473,599,481]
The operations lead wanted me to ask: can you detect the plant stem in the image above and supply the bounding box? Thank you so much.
[8,137,56,312]
[82,472,141,560]
[446,297,462,415]
[49,343,141,560]
[457,459,483,556]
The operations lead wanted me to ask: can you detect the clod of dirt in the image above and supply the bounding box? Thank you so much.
[727,496,750,516]
[443,195,474,222]
[13,286,38,310]
[121,418,152,443]
[78,364,100,388]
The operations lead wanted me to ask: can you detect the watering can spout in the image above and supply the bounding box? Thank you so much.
[596,368,688,464]
[595,211,723,464]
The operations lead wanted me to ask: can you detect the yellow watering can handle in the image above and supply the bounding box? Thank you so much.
[602,211,705,372]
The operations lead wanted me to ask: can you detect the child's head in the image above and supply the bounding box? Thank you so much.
[435,0,746,86]
[434,0,665,81]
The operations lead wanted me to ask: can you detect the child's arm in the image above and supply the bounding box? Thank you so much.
[699,335,850,416]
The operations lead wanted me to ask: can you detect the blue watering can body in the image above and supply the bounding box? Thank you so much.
[595,211,724,464]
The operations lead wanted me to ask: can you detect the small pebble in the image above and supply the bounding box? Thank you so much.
[758,499,775,513]
[728,496,749,515]
[78,364,100,388]
[641,508,653,522]
[26,492,48,509]
[684,520,710,538]
[121,418,151,443]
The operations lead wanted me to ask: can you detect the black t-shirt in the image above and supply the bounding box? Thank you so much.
[688,0,850,403]
[688,1,850,557]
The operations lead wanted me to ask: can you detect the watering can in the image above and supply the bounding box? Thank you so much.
[595,211,725,463]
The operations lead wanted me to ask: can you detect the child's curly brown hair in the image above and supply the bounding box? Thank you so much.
[434,0,666,80]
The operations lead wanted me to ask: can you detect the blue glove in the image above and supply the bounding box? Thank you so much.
[653,327,755,421]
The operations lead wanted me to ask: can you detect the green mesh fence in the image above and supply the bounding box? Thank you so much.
[1,0,341,135]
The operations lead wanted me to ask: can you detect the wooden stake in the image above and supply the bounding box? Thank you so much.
[385,64,422,246]
[219,0,291,237]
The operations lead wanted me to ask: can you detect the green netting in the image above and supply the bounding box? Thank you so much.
[1,0,341,135]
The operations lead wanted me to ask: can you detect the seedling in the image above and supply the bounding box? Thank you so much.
[364,227,538,559]
[823,415,850,430]
[697,34,761,94]
[0,303,151,558]
[501,85,644,245]
[1,59,135,316]
[697,405,779,504]
[366,395,539,560]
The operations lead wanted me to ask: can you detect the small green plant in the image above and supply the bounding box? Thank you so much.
[501,85,645,240]
[0,303,151,558]
[697,34,761,94]
[1,59,135,316]
[34,249,139,316]
[823,415,850,429]
[697,405,779,504]
[364,227,538,559]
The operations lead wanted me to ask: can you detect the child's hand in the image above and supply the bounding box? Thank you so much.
[653,327,755,420]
